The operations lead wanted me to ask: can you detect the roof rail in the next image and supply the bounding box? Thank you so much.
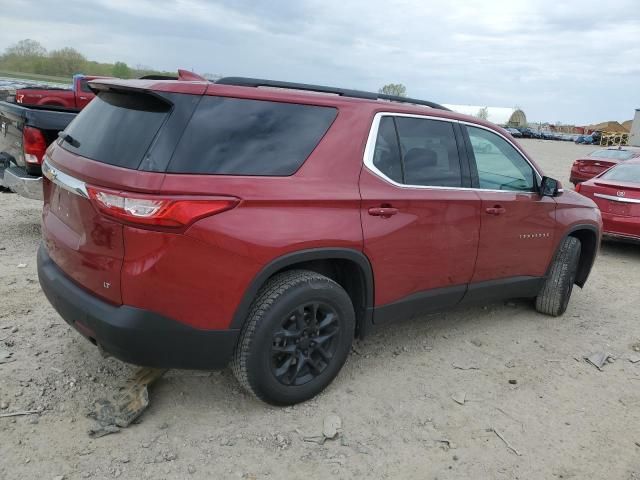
[215,76,450,111]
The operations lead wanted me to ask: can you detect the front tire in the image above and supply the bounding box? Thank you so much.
[535,236,581,316]
[231,270,355,405]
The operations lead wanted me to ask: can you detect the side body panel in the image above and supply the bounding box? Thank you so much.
[472,192,557,281]
[360,169,481,309]
[120,102,369,330]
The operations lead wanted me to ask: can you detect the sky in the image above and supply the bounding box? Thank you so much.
[0,0,638,125]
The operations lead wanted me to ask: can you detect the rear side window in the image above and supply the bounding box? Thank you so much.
[60,91,170,169]
[394,117,462,188]
[168,96,337,175]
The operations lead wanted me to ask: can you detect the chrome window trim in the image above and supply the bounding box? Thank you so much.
[594,192,640,204]
[42,157,88,198]
[362,112,542,194]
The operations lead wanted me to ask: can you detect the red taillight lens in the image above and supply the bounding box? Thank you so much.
[86,186,239,229]
[23,126,47,165]
[575,183,582,193]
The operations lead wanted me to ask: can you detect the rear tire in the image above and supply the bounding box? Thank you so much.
[535,236,581,316]
[231,270,355,405]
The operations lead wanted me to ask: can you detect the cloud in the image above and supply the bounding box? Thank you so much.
[0,0,638,123]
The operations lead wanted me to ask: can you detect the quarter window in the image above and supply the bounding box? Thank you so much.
[168,96,337,175]
[466,126,536,192]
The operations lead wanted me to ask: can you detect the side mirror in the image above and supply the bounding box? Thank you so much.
[540,176,559,197]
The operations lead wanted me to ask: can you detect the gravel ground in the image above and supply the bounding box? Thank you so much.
[1,139,639,479]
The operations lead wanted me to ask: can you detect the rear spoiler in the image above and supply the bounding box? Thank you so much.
[88,69,209,95]
[138,69,207,81]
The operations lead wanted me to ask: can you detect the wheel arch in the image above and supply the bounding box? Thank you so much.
[230,248,374,338]
[552,224,600,288]
[40,99,66,107]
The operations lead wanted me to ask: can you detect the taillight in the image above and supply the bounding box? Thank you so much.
[575,183,582,193]
[23,126,47,165]
[86,186,239,229]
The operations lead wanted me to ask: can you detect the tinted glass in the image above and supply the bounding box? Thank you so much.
[60,91,170,169]
[590,149,635,160]
[372,117,403,183]
[168,96,337,175]
[601,164,640,183]
[79,79,92,93]
[395,117,462,187]
[466,126,535,191]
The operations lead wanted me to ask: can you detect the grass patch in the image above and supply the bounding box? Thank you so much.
[0,70,70,84]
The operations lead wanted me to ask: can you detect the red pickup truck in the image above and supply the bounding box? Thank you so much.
[15,74,107,110]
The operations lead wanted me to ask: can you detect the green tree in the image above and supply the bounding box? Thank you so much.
[4,39,46,57]
[0,39,47,73]
[48,47,86,76]
[378,83,407,97]
[112,61,131,78]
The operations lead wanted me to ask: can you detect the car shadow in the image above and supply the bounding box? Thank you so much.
[600,238,640,259]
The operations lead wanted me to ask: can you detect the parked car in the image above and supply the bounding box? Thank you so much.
[505,127,522,137]
[0,100,76,198]
[576,159,640,241]
[15,74,107,110]
[38,76,602,405]
[569,147,640,186]
[517,127,538,138]
[540,131,555,140]
[576,135,598,145]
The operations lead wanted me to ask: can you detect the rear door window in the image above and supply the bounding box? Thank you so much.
[168,96,337,175]
[394,117,463,188]
[60,91,171,169]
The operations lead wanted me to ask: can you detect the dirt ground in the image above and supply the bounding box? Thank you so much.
[1,139,639,479]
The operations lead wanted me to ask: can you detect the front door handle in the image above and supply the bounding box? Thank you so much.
[485,205,506,215]
[368,206,399,217]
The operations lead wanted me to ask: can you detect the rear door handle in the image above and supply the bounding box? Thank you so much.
[485,205,506,215]
[368,207,399,217]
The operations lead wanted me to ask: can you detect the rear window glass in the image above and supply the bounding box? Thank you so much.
[601,164,640,183]
[60,91,170,169]
[167,96,337,175]
[590,149,635,160]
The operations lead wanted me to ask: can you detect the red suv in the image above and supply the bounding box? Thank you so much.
[38,77,602,405]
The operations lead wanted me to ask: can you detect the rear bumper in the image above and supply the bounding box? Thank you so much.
[601,212,640,242]
[37,244,239,369]
[0,165,43,200]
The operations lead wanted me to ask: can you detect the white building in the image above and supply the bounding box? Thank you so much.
[442,104,527,127]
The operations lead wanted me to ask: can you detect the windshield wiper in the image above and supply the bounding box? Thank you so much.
[57,131,81,148]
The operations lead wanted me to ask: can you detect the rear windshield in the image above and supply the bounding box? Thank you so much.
[590,149,635,160]
[601,164,640,183]
[60,91,170,169]
[167,96,337,175]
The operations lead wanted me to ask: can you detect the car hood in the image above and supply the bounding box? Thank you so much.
[556,188,598,209]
